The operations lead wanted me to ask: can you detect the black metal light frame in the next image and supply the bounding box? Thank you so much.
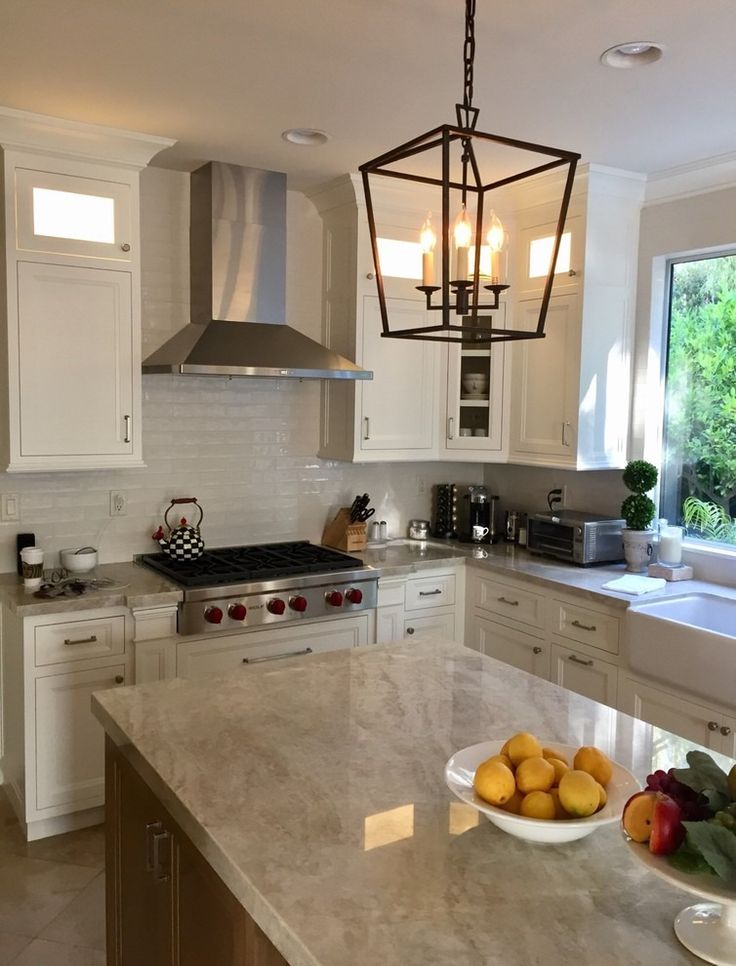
[359,0,581,345]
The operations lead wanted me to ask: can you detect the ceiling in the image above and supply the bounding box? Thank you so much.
[2,0,736,189]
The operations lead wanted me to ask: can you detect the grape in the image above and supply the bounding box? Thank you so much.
[644,768,710,821]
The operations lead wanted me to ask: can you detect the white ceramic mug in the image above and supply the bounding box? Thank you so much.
[472,525,489,542]
[21,546,44,590]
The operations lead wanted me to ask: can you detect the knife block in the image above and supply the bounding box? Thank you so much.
[322,508,367,553]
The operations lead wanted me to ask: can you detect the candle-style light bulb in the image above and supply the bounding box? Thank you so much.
[420,212,436,286]
[453,204,472,280]
[486,210,506,283]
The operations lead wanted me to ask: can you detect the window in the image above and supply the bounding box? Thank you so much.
[660,252,736,545]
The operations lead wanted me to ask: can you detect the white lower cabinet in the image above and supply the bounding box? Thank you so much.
[618,675,736,756]
[35,662,126,811]
[550,642,618,707]
[177,616,370,678]
[1,606,131,840]
[468,615,550,679]
[375,567,464,645]
[404,612,455,642]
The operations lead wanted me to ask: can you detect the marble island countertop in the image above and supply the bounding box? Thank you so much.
[93,639,719,966]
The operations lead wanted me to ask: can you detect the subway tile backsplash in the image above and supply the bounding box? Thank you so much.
[0,167,482,572]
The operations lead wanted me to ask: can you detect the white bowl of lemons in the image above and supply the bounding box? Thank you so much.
[445,732,640,844]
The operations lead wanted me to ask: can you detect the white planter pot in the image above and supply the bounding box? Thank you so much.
[622,529,655,573]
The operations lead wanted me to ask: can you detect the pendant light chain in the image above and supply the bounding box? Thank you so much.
[462,0,476,112]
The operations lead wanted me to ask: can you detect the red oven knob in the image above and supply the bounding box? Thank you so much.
[204,606,223,625]
[267,598,286,615]
[289,595,308,612]
[228,603,247,621]
[346,588,363,604]
[325,590,344,607]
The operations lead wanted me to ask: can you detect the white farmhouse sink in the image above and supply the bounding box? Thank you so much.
[626,593,736,708]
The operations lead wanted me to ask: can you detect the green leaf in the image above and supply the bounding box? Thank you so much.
[683,821,736,881]
[668,842,715,876]
[671,751,730,798]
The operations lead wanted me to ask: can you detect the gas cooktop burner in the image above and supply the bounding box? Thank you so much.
[141,541,365,588]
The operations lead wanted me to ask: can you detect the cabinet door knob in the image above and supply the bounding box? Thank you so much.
[114,675,124,685]
[708,721,720,731]
[366,272,375,280]
[721,726,732,737]
[406,627,415,635]
[121,242,131,252]
[568,269,577,277]
[532,646,542,655]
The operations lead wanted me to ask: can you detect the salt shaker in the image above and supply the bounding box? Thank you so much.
[379,520,388,541]
[370,521,381,542]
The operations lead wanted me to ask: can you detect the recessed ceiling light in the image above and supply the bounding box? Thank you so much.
[600,41,664,69]
[281,128,330,146]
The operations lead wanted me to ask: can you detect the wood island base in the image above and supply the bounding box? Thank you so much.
[105,738,288,966]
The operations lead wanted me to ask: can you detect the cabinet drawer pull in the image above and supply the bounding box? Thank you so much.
[532,646,543,655]
[152,829,170,882]
[243,647,312,665]
[447,417,454,440]
[363,417,370,440]
[406,627,415,635]
[419,589,443,597]
[63,635,98,646]
[708,721,720,731]
[145,820,163,872]
[568,654,594,667]
[497,596,519,606]
[561,420,572,447]
[571,619,597,632]
[721,726,732,737]
[124,414,131,444]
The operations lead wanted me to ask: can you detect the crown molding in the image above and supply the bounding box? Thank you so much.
[0,106,175,169]
[644,150,736,206]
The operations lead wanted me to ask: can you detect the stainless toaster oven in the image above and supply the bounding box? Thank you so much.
[527,511,625,566]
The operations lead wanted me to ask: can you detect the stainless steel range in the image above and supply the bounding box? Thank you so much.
[140,541,377,635]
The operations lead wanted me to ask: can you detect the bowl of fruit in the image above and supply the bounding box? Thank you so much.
[622,751,736,966]
[445,731,640,844]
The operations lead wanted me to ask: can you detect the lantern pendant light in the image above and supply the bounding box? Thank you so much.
[359,0,580,345]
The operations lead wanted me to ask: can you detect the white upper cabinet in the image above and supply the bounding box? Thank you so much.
[0,108,173,472]
[509,166,645,470]
[15,167,133,262]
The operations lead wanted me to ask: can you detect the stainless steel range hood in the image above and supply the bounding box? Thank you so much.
[143,162,371,380]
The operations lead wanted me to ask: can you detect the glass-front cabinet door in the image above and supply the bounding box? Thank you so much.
[444,302,506,454]
[14,167,133,262]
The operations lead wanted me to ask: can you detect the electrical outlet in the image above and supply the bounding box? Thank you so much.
[1,493,20,522]
[109,491,127,517]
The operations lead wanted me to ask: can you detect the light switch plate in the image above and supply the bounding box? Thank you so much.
[1,493,20,522]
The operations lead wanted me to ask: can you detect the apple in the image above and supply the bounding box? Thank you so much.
[622,789,684,855]
[649,793,685,855]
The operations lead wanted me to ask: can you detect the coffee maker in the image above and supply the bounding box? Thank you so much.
[456,485,499,543]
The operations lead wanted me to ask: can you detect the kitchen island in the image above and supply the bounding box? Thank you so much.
[93,639,712,966]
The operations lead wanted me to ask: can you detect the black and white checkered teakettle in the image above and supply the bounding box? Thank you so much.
[152,497,205,561]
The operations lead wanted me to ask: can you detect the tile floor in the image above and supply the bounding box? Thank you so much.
[0,790,104,964]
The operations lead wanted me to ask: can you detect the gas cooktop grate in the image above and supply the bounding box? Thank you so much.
[140,541,366,588]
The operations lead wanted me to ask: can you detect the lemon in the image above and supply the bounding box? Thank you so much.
[558,770,600,817]
[596,782,607,811]
[474,760,516,807]
[487,753,514,771]
[520,791,556,820]
[547,757,569,786]
[542,747,569,766]
[549,787,571,820]
[516,756,555,794]
[573,746,613,787]
[499,789,524,815]
[507,732,542,767]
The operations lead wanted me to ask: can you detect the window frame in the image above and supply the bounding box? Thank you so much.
[656,244,736,557]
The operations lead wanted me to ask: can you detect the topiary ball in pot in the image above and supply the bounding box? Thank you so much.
[621,459,658,572]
